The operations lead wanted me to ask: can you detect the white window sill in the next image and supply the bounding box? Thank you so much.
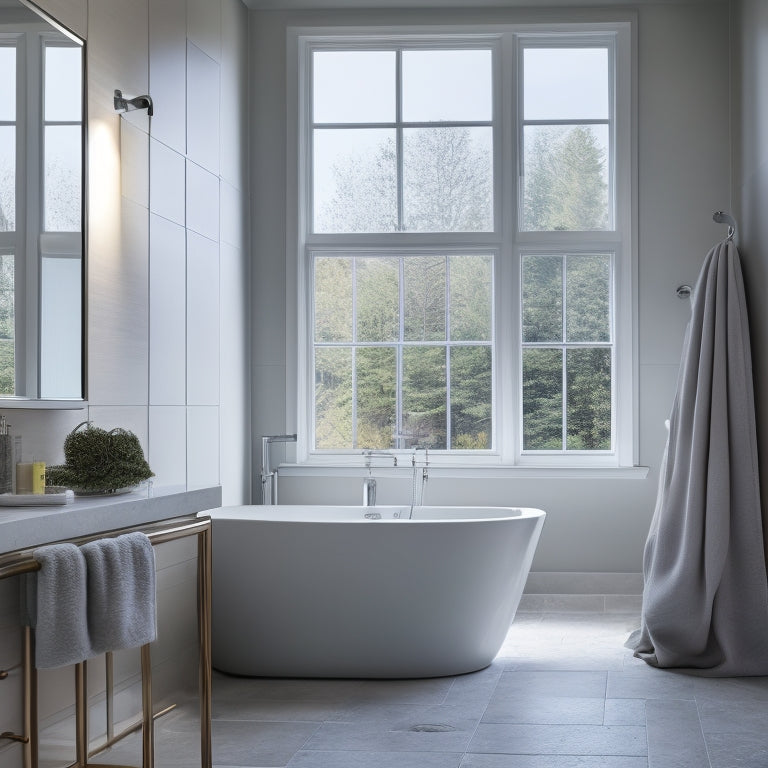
[278,464,649,480]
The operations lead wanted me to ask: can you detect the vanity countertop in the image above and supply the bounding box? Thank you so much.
[0,485,221,555]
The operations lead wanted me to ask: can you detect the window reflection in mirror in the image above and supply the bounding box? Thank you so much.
[0,0,84,401]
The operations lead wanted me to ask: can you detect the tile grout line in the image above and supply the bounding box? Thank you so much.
[693,697,714,768]
[459,666,505,767]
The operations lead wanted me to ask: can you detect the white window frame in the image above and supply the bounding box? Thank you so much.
[290,20,636,469]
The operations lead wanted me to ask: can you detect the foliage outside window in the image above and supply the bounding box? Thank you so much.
[313,252,493,450]
[299,26,633,464]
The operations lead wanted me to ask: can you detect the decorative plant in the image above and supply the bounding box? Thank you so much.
[46,421,154,492]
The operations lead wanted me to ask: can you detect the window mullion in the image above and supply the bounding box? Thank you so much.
[445,255,452,450]
[396,49,404,232]
[561,255,568,451]
[351,258,358,449]
[396,256,404,449]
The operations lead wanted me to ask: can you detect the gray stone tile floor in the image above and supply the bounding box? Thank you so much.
[92,607,768,767]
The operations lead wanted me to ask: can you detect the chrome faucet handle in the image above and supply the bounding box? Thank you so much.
[362,449,398,467]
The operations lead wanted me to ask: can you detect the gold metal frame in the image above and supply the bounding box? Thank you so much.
[0,515,213,768]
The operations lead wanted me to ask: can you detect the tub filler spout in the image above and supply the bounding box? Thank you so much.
[362,476,377,507]
[260,434,297,504]
[361,449,396,506]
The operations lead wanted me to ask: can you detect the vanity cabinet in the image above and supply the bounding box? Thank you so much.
[0,502,214,768]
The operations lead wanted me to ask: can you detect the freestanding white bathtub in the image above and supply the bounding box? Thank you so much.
[206,505,546,678]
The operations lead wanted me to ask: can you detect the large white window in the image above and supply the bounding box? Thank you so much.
[295,23,634,467]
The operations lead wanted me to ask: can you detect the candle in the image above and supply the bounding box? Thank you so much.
[17,461,46,494]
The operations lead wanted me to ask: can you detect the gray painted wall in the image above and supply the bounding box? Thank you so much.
[732,0,768,561]
[250,2,732,573]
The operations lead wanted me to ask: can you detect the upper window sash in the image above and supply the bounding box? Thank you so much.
[516,32,617,236]
[303,35,502,239]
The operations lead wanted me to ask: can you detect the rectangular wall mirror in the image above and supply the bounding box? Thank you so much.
[0,0,85,405]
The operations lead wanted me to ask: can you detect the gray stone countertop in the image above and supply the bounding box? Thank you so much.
[0,484,222,555]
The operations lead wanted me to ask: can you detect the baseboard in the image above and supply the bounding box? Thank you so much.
[519,572,643,614]
[524,571,643,595]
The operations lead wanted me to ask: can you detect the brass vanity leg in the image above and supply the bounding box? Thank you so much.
[198,526,212,768]
[23,626,36,768]
[75,661,88,767]
[140,644,153,768]
[105,652,114,744]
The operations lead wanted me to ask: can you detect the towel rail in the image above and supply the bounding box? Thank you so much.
[0,516,211,580]
[0,514,212,768]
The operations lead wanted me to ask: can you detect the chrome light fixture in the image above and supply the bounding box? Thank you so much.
[113,88,153,117]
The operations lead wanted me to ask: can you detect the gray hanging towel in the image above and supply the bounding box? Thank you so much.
[28,542,91,669]
[627,239,768,675]
[81,532,157,654]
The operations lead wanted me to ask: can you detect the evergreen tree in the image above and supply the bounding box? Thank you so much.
[403,128,492,232]
[523,125,608,231]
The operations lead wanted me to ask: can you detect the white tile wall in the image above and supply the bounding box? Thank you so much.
[186,160,220,242]
[149,139,186,225]
[186,0,221,62]
[148,0,187,154]
[187,406,220,490]
[149,214,187,405]
[187,42,221,176]
[220,179,243,249]
[186,232,220,406]
[219,0,248,192]
[89,197,149,406]
[88,0,150,135]
[120,121,150,208]
[220,241,250,504]
[149,405,187,489]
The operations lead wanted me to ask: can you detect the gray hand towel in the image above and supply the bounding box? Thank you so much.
[81,532,157,654]
[31,543,91,669]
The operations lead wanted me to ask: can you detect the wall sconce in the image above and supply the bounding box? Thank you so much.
[113,89,153,117]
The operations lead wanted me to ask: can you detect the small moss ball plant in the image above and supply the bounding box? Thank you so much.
[46,421,154,493]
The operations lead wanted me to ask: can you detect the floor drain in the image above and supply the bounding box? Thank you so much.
[408,724,456,732]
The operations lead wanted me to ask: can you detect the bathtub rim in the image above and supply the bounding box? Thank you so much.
[202,504,546,524]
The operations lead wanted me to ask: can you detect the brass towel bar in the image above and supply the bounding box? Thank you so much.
[0,514,212,768]
[0,516,211,578]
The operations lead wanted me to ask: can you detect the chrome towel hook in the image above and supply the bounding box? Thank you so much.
[713,211,736,242]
